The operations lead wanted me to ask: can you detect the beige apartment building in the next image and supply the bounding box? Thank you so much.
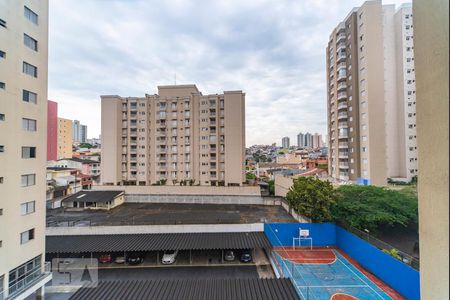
[0,0,52,298]
[101,85,245,187]
[57,117,73,159]
[327,1,417,186]
[414,0,449,298]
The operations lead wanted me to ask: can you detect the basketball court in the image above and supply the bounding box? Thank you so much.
[268,226,404,300]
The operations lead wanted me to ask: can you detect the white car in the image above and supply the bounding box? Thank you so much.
[162,250,179,265]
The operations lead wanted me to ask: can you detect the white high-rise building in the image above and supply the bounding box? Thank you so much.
[327,1,418,185]
[0,1,52,298]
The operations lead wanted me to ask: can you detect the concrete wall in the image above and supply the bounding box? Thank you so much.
[125,194,264,205]
[413,0,449,299]
[274,175,293,197]
[92,184,260,196]
[46,223,264,236]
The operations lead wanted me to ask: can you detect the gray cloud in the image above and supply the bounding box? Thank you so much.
[48,0,407,145]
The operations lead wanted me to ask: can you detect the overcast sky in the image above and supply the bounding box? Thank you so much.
[48,0,406,146]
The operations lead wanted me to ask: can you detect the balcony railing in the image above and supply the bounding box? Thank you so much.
[338,112,348,120]
[337,92,347,100]
[337,103,348,110]
[1,262,51,300]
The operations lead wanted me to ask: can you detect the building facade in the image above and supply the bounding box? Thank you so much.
[47,100,57,161]
[413,0,449,298]
[281,137,290,149]
[101,85,246,186]
[57,117,73,159]
[327,1,417,185]
[0,1,52,298]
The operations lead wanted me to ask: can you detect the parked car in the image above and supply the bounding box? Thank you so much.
[99,254,112,264]
[162,250,179,265]
[224,250,235,261]
[240,250,252,263]
[127,253,144,265]
[115,256,126,264]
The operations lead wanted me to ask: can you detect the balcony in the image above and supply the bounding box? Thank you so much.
[337,33,346,43]
[337,53,347,62]
[337,92,347,100]
[1,262,52,300]
[338,123,348,129]
[339,152,349,158]
[337,72,347,81]
[338,112,348,120]
[338,133,348,139]
[337,102,348,110]
[337,82,347,91]
[339,162,349,169]
[338,142,349,149]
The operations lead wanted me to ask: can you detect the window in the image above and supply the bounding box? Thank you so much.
[24,6,38,25]
[0,177,3,183]
[23,62,37,77]
[362,136,367,142]
[0,82,4,89]
[20,229,35,244]
[21,174,36,187]
[0,145,4,152]
[23,90,37,103]
[22,147,36,158]
[0,114,3,121]
[0,50,5,58]
[24,34,38,51]
[22,118,37,131]
[21,201,35,215]
[0,18,6,28]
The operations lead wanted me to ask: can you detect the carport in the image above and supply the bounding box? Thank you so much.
[46,232,271,265]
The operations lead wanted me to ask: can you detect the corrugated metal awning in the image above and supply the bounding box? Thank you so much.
[70,278,300,300]
[46,232,271,253]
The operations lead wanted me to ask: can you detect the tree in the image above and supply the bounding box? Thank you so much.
[246,172,257,180]
[286,177,337,222]
[267,180,275,196]
[333,185,418,233]
[79,143,93,149]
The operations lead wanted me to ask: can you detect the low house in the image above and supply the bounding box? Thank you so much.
[62,190,125,211]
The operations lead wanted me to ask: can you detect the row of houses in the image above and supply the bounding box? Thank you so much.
[46,158,101,208]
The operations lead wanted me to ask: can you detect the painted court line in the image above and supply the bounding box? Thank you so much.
[333,250,391,300]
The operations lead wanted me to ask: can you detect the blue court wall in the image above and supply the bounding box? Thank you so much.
[264,223,336,247]
[264,223,420,300]
[335,226,420,300]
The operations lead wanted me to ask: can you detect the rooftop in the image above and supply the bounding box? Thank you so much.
[47,203,296,226]
[70,278,299,300]
[46,232,271,253]
[62,190,124,204]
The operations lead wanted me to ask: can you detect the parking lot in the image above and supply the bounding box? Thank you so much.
[48,247,270,269]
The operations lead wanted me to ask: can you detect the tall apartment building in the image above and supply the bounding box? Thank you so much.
[326,1,417,185]
[304,132,312,149]
[57,117,73,159]
[296,133,304,148]
[281,137,290,149]
[47,100,57,161]
[312,133,323,149]
[101,85,245,186]
[72,120,87,144]
[0,1,52,298]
